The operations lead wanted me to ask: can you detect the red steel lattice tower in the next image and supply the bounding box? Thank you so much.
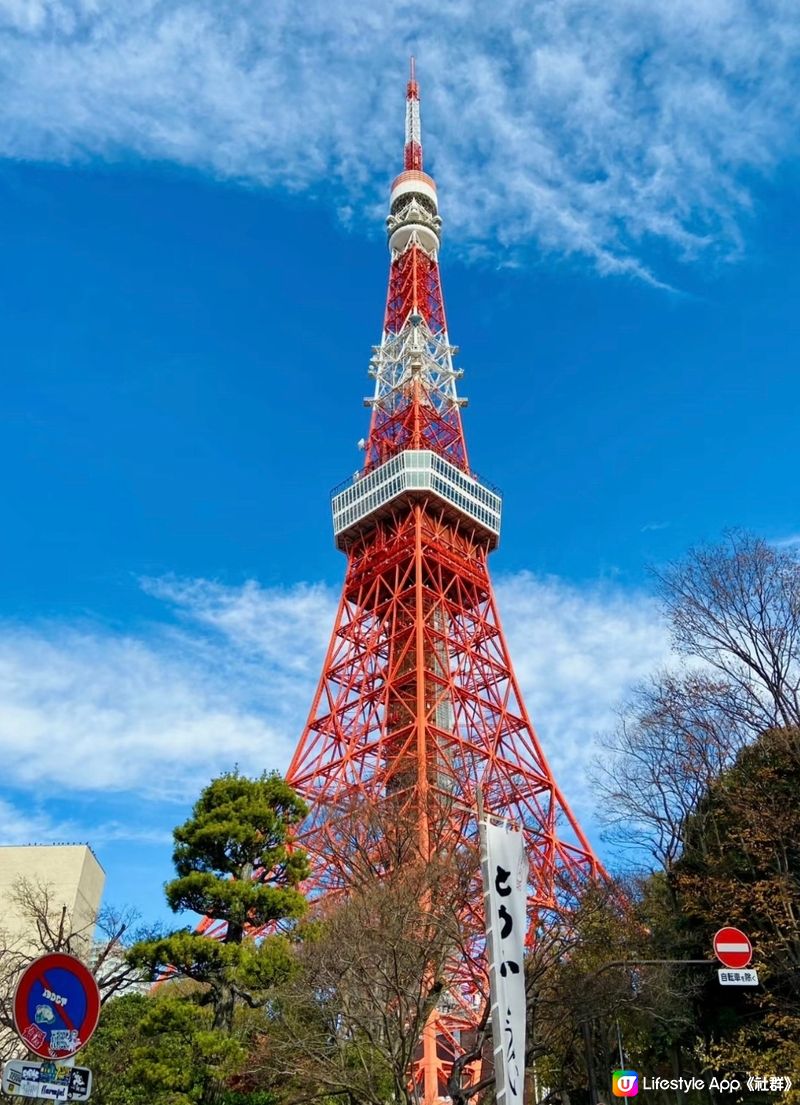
[287,60,601,1103]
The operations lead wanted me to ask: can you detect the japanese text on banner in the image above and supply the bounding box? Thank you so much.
[480,819,529,1105]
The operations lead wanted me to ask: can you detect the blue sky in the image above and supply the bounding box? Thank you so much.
[0,0,799,927]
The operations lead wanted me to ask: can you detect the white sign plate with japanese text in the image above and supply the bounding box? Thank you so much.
[718,968,759,986]
[480,818,528,1105]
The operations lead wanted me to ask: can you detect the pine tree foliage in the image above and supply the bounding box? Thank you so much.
[80,991,251,1105]
[167,771,309,935]
[129,772,309,1032]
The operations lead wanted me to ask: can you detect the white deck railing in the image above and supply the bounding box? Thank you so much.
[332,450,502,549]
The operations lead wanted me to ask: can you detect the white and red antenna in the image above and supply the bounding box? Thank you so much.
[404,56,423,171]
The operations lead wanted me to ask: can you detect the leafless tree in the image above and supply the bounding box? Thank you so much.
[595,532,800,869]
[0,878,147,1064]
[595,672,751,869]
[248,850,474,1105]
[656,531,800,730]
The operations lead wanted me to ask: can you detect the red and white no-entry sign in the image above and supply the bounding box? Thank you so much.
[713,927,752,969]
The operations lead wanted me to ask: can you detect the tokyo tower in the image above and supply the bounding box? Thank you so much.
[286,61,601,1101]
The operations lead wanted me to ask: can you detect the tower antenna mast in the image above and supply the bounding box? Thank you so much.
[405,55,423,171]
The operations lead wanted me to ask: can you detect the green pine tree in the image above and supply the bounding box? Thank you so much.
[80,990,246,1105]
[129,771,309,1032]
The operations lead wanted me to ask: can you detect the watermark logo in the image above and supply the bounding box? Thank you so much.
[612,1071,639,1097]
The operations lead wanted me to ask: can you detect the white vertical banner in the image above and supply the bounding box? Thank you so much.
[480,816,529,1105]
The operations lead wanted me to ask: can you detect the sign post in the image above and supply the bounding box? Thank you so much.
[713,926,758,987]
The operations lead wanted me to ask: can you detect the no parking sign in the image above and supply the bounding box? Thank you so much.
[12,953,100,1059]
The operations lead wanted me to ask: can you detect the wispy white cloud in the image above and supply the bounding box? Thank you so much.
[0,800,166,849]
[0,607,328,803]
[0,798,75,845]
[0,0,797,277]
[494,573,668,813]
[0,573,668,838]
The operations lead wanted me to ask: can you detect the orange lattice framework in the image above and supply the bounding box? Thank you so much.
[286,59,602,1104]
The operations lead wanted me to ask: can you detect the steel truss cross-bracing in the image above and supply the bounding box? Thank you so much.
[286,60,602,1104]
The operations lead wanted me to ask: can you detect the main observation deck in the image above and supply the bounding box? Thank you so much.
[332,449,502,551]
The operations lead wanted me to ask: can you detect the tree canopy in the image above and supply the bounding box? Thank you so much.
[129,771,309,1032]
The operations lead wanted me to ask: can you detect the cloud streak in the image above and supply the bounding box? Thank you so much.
[0,0,797,276]
[0,573,668,841]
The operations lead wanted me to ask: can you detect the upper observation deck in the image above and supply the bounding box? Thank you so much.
[332,449,502,551]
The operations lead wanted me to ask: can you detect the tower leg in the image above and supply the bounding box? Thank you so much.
[422,1015,440,1105]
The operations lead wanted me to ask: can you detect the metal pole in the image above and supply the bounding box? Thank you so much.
[615,1018,624,1069]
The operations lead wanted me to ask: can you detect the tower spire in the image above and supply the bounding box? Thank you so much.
[404,55,423,171]
[362,64,463,475]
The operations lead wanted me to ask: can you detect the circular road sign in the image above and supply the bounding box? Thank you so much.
[12,952,101,1058]
[713,927,753,970]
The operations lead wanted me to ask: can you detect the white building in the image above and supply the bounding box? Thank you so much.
[0,844,105,955]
